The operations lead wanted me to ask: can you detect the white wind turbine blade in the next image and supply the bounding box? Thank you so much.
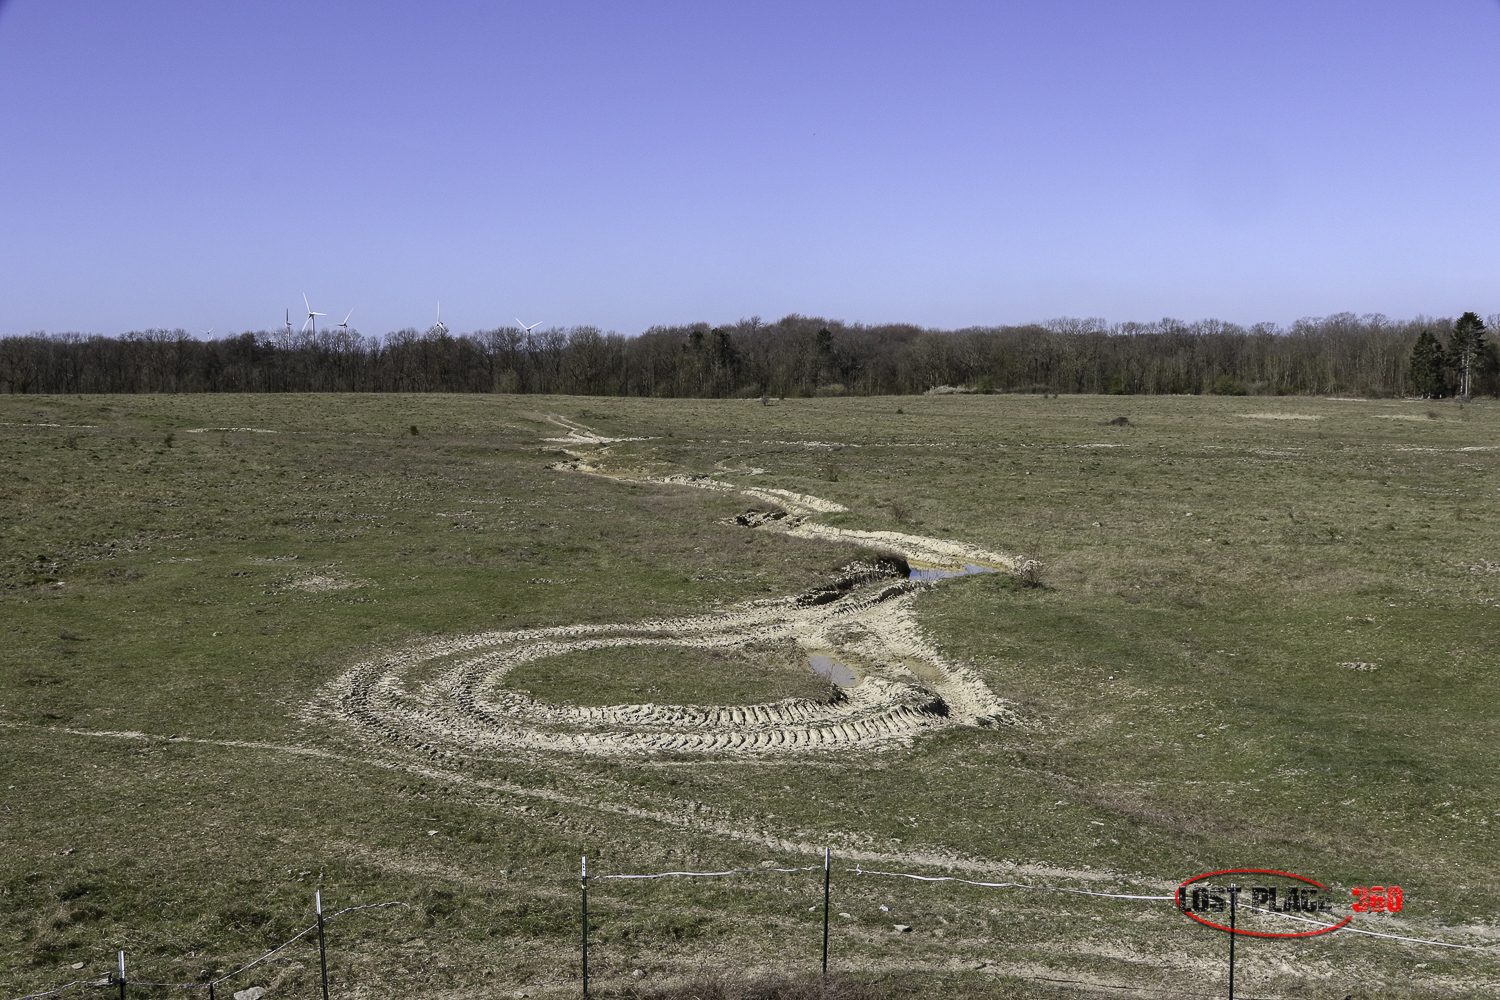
[340,309,353,327]
[303,292,311,314]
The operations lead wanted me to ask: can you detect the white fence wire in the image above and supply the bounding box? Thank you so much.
[587,857,1498,955]
[5,902,409,1000]
[9,856,1496,1000]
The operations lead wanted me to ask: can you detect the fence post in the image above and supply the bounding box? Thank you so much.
[581,856,590,999]
[821,848,831,976]
[117,950,125,1000]
[316,890,330,1000]
[1227,884,1238,1000]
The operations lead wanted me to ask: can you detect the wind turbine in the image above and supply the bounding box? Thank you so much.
[336,309,353,333]
[301,293,326,335]
[516,318,541,334]
[429,302,448,336]
[284,310,293,338]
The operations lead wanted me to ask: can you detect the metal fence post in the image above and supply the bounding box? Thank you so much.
[117,950,125,1000]
[581,856,590,999]
[316,890,330,1000]
[1227,884,1238,1000]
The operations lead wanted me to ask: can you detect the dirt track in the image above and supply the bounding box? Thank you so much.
[312,417,1021,759]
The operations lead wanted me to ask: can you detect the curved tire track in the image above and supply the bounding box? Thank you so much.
[314,420,1018,758]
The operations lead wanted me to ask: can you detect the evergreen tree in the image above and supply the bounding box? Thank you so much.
[1409,329,1447,398]
[710,327,737,371]
[708,327,738,395]
[1477,339,1500,397]
[1450,312,1486,397]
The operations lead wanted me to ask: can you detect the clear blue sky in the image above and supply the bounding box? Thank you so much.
[3,1,1498,338]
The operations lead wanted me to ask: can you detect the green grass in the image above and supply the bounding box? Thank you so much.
[2,392,1498,999]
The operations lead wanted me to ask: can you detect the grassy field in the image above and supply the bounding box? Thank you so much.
[2,391,1498,1000]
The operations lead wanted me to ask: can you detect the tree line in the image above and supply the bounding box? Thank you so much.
[2,312,1496,397]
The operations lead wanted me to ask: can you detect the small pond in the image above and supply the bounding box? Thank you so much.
[907,563,998,583]
[808,654,858,687]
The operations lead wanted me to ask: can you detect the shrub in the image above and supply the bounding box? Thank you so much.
[1018,558,1045,588]
[1212,375,1248,396]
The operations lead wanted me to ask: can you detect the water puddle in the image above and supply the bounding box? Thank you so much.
[808,654,858,687]
[907,563,998,583]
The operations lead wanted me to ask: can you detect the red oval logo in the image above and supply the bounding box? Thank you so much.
[1177,869,1351,938]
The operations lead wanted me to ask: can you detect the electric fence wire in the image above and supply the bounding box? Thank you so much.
[853,866,1497,951]
[857,868,1496,953]
[1241,902,1499,952]
[597,866,822,880]
[5,980,105,1000]
[11,867,1496,999]
[591,862,1170,899]
[4,901,409,1000]
[847,864,1177,900]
